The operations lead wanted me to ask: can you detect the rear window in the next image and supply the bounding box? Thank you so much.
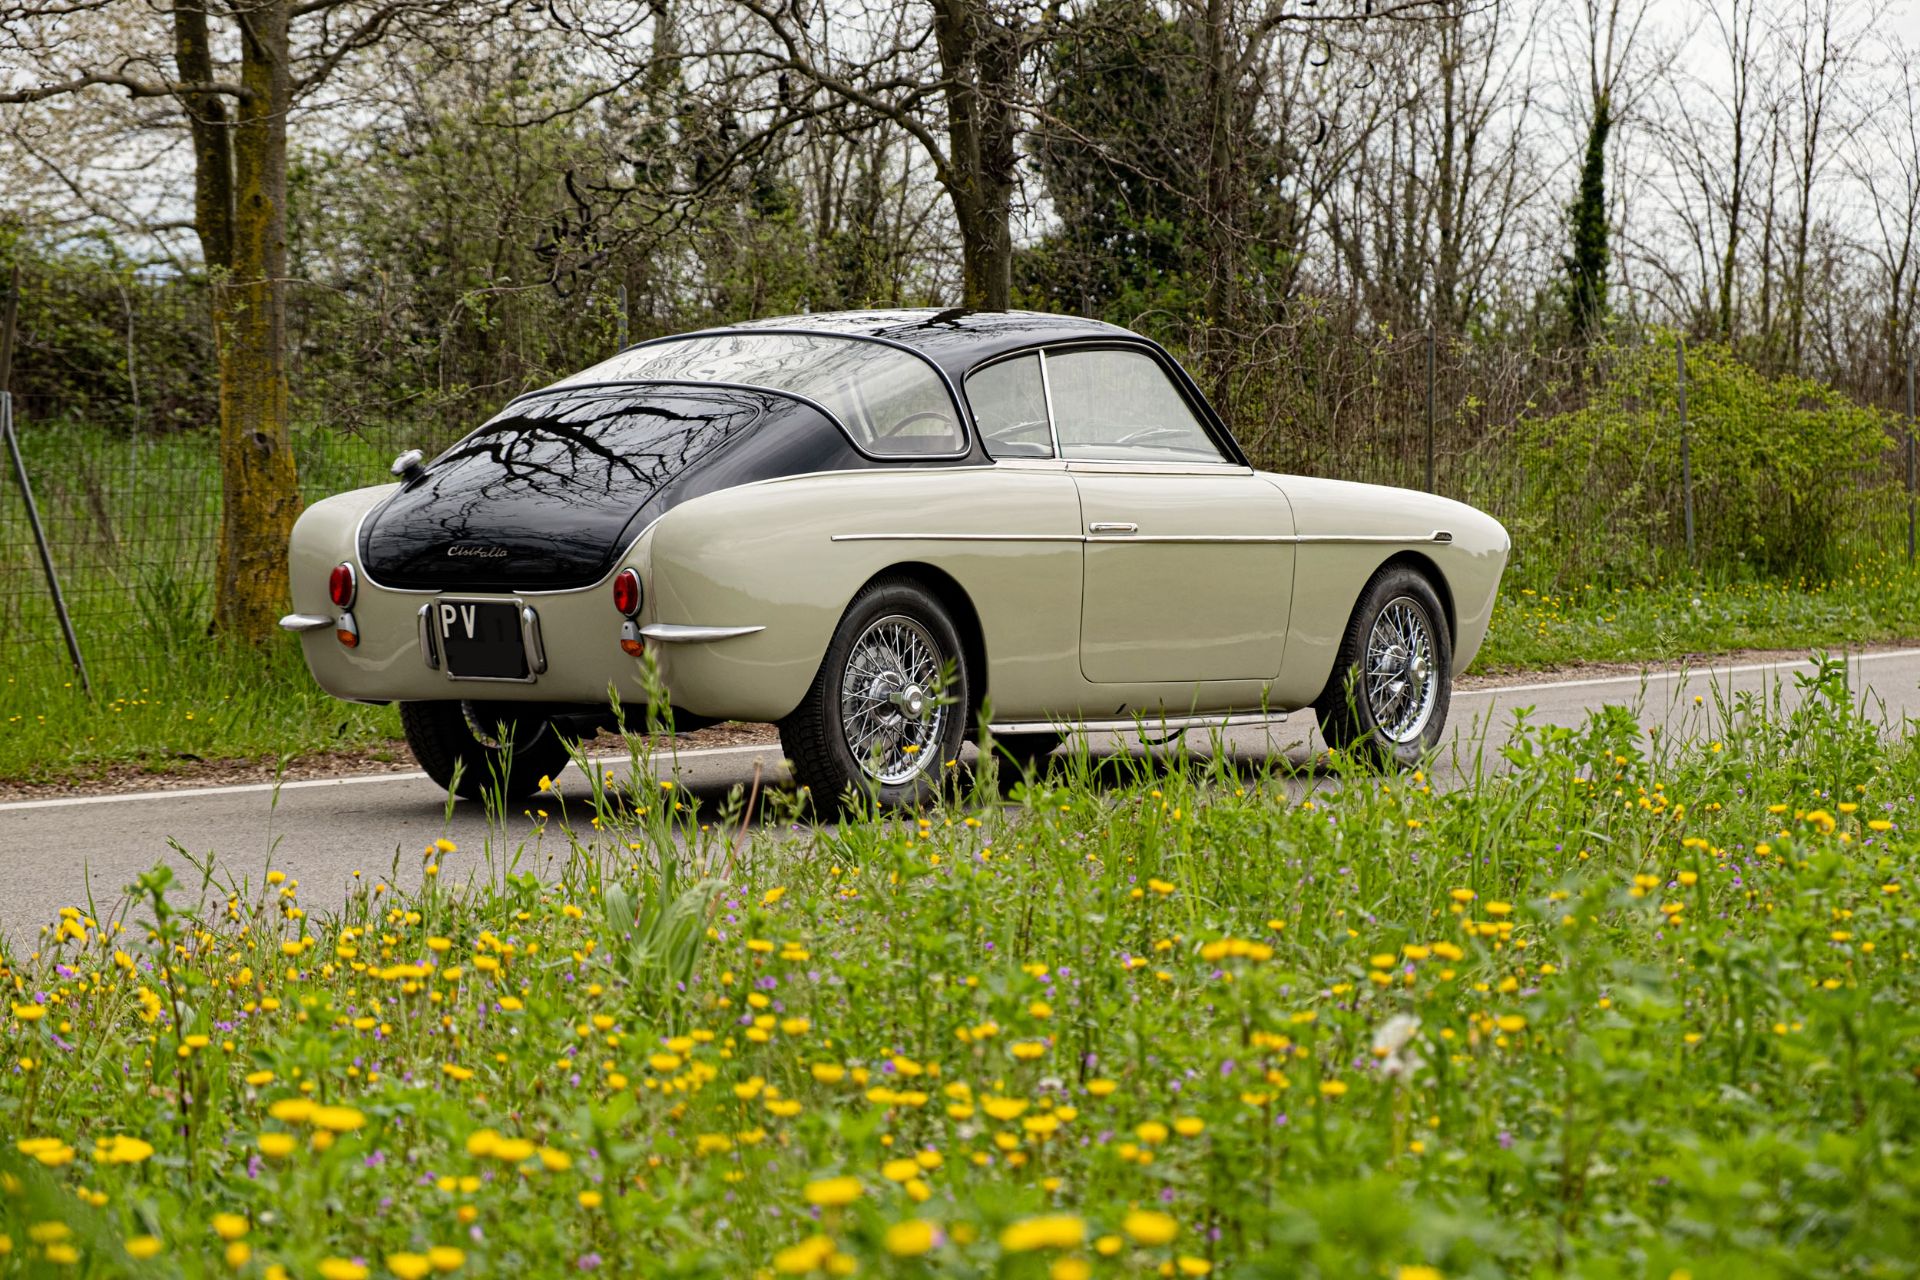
[433,389,767,502]
[363,387,778,592]
[561,332,966,457]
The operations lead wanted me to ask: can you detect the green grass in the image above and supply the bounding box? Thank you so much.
[3,659,1919,1276]
[1474,559,1920,672]
[0,637,400,784]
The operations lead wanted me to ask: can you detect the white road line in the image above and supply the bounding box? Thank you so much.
[1469,647,1920,696]
[8,648,1917,814]
[0,743,784,813]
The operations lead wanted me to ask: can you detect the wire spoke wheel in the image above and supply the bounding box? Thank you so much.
[838,613,948,785]
[1362,595,1438,744]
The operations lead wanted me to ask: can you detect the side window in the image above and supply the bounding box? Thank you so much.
[1046,348,1227,464]
[965,353,1054,458]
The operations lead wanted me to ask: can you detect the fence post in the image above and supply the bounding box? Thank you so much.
[1678,336,1695,565]
[616,284,629,352]
[1907,350,1915,565]
[1424,327,1436,493]
[0,266,92,694]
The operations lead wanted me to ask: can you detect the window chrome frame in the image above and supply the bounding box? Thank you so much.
[962,349,1060,461]
[961,336,1248,469]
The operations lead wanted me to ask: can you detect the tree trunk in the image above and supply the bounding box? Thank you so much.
[933,0,1017,310]
[172,0,234,276]
[213,0,302,643]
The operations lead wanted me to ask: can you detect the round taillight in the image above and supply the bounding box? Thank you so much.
[328,563,357,609]
[612,568,642,617]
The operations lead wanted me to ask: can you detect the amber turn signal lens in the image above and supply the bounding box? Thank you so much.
[612,568,642,617]
[337,628,360,648]
[620,637,645,657]
[328,562,357,608]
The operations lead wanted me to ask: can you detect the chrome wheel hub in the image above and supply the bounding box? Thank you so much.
[1364,597,1438,744]
[840,615,948,785]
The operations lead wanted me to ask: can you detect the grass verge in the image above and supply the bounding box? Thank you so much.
[9,557,1920,786]
[2,659,1917,1275]
[0,635,400,785]
[1471,558,1920,670]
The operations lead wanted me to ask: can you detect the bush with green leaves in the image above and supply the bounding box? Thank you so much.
[1509,333,1899,587]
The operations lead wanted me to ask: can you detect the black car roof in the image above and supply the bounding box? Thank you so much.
[555,307,1246,467]
[720,308,1141,380]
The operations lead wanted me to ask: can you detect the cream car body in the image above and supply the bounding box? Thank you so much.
[285,309,1508,799]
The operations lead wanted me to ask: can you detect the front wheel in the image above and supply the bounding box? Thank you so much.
[780,577,971,809]
[399,701,576,802]
[1314,565,1452,768]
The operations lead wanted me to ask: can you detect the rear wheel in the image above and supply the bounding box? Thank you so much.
[399,700,575,802]
[780,577,971,810]
[1314,565,1452,769]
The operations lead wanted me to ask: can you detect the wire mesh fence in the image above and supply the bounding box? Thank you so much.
[2,269,1916,671]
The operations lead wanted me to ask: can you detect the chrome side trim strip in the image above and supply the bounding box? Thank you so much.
[831,532,1084,543]
[279,613,333,633]
[830,530,1453,546]
[988,710,1290,735]
[640,623,767,643]
[1294,531,1455,545]
[1095,535,1294,544]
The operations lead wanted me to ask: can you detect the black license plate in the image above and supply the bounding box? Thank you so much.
[435,600,529,680]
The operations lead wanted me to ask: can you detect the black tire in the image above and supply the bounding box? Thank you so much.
[989,731,1066,773]
[399,701,576,802]
[779,576,972,810]
[1313,564,1452,769]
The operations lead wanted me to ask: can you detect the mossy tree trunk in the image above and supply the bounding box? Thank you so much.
[211,0,303,644]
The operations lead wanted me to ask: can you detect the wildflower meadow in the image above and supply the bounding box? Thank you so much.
[3,657,1918,1278]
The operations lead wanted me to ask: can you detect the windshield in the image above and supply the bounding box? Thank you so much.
[559,332,966,457]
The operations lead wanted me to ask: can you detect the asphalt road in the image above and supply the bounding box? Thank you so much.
[5,648,1918,943]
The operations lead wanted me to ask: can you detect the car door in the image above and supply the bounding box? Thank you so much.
[1044,345,1295,686]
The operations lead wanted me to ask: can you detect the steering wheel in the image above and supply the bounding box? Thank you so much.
[1111,425,1189,447]
[986,417,1050,443]
[875,410,958,440]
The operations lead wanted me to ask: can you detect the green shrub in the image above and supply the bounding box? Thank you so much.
[1511,333,1899,587]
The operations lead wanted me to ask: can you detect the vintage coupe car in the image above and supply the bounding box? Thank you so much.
[282,309,1509,803]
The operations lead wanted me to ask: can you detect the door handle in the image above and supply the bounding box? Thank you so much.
[1088,522,1138,534]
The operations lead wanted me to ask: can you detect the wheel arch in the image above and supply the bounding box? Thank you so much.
[1376,550,1456,645]
[853,561,991,719]
[1311,550,1456,712]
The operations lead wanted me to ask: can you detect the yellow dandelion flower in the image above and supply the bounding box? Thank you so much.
[884,1219,940,1257]
[1123,1209,1178,1245]
[804,1175,862,1207]
[1000,1214,1086,1252]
